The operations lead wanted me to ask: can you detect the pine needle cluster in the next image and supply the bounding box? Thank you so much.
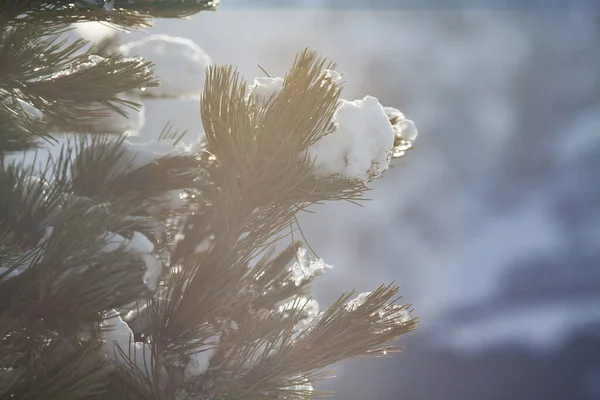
[0,2,418,399]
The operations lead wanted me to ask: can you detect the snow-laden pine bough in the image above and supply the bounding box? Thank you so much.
[0,3,420,398]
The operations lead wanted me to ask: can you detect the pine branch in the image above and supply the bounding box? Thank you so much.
[164,52,373,339]
[66,135,202,205]
[0,23,158,140]
[0,23,421,397]
[0,341,109,400]
[112,0,220,18]
[0,109,41,154]
[0,199,150,332]
[0,0,219,29]
[124,49,421,400]
[0,161,63,248]
[206,285,416,400]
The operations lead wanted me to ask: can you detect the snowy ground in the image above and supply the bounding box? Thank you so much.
[29,5,600,399]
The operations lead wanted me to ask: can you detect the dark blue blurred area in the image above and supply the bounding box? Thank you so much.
[319,326,600,399]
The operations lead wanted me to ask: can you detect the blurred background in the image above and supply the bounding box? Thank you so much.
[78,1,600,399]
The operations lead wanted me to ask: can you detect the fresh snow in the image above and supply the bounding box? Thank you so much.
[290,247,332,286]
[278,297,320,318]
[395,118,418,142]
[47,54,106,80]
[142,254,162,291]
[345,292,372,311]
[102,309,155,372]
[322,69,343,84]
[308,96,396,181]
[247,76,284,104]
[193,237,213,254]
[285,298,322,340]
[127,231,155,254]
[16,98,43,120]
[384,106,418,141]
[184,335,220,379]
[101,230,162,290]
[120,35,212,98]
[247,69,342,103]
[73,21,117,43]
[245,74,404,181]
[101,232,127,253]
[382,305,412,324]
[345,292,412,324]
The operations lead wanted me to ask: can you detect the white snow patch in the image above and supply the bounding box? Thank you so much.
[290,247,332,286]
[127,231,154,254]
[293,313,323,338]
[101,232,127,253]
[248,69,341,104]
[74,55,106,72]
[278,297,320,318]
[247,76,284,104]
[73,21,118,43]
[120,35,212,98]
[285,298,322,340]
[15,98,44,120]
[395,119,418,141]
[322,69,343,84]
[194,237,213,254]
[384,106,418,141]
[102,309,155,373]
[382,304,412,324]
[142,254,162,291]
[47,55,106,81]
[308,96,395,181]
[101,230,162,290]
[184,335,220,379]
[345,292,372,311]
[345,292,411,324]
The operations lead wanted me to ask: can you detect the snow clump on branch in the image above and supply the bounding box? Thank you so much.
[308,95,395,181]
[247,70,417,181]
[102,309,158,374]
[247,76,284,104]
[290,247,332,286]
[120,35,212,98]
[101,230,162,290]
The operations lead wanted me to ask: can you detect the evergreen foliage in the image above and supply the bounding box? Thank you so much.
[0,1,419,399]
